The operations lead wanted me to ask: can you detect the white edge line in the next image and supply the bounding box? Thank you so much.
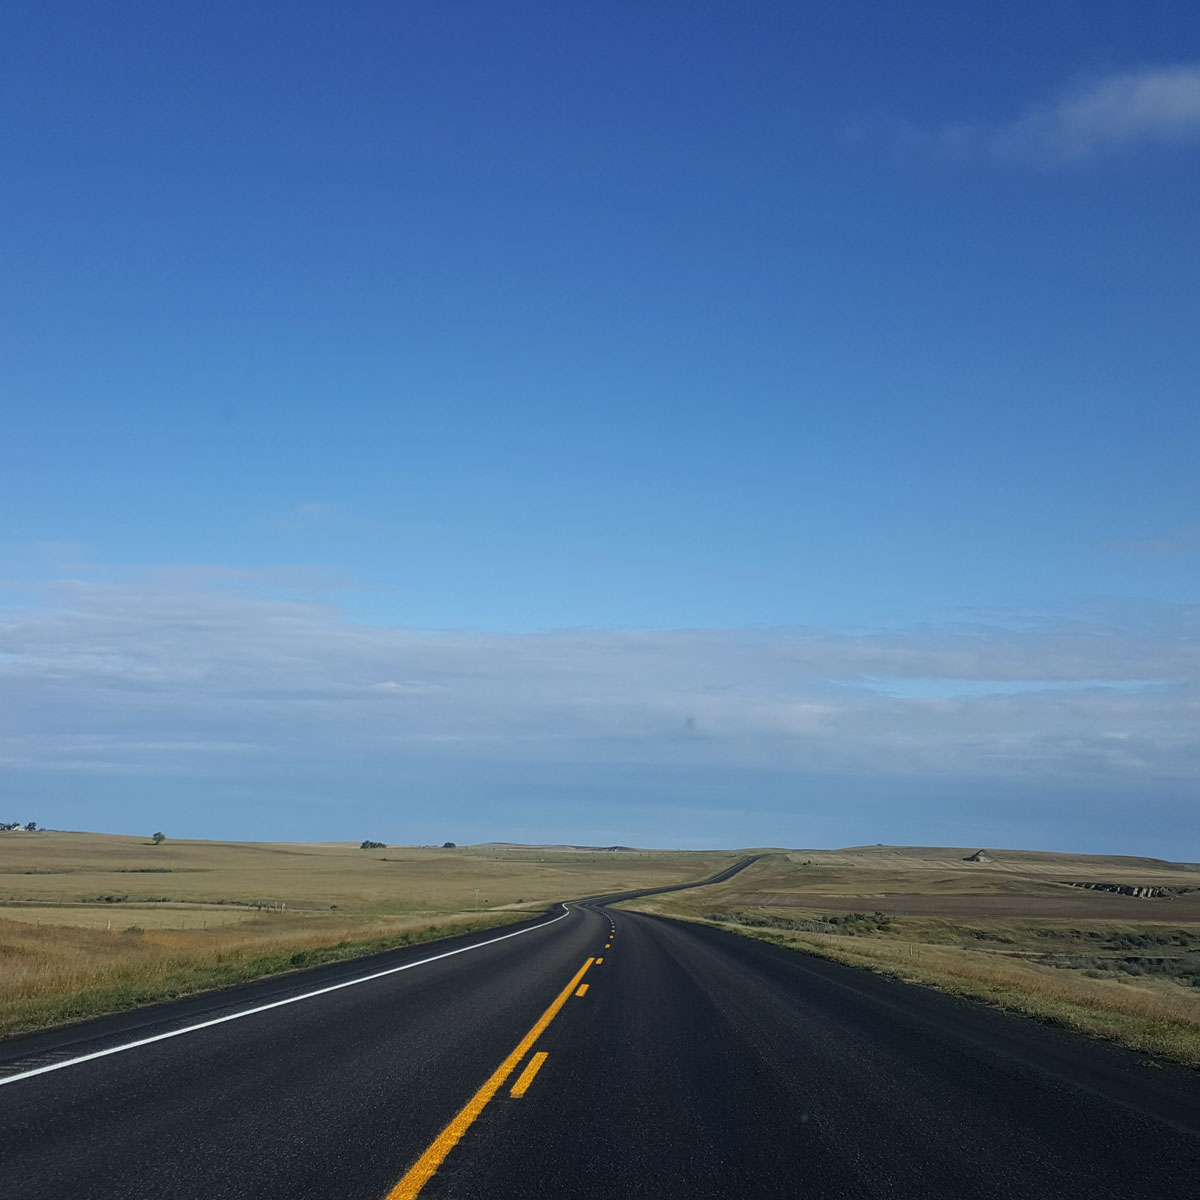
[0,903,574,1089]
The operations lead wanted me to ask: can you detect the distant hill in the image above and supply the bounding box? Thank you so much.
[473,842,640,852]
[832,844,1198,871]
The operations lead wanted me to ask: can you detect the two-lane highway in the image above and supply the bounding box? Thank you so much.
[2,859,1199,1199]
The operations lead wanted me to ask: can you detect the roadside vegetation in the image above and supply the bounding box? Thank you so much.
[0,831,735,1037]
[0,911,515,1037]
[624,849,1200,1066]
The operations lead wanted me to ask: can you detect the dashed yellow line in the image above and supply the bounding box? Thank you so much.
[510,1051,548,1098]
[595,957,603,964]
[574,983,589,997]
[385,956,594,1199]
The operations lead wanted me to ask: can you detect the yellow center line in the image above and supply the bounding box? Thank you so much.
[595,957,603,964]
[605,943,610,948]
[509,1051,548,1098]
[384,956,595,1200]
[574,983,589,997]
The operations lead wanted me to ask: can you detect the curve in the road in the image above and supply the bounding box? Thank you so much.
[8,851,1195,1200]
[0,853,761,1089]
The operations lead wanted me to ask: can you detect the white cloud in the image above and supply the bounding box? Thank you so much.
[999,64,1200,161]
[1,565,1197,789]
[894,63,1200,164]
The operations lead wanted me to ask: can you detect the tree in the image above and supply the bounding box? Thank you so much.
[442,841,456,849]
[25,821,37,832]
[360,840,386,850]
[152,832,166,845]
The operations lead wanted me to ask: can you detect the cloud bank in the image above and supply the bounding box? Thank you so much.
[895,63,1200,164]
[3,567,1196,810]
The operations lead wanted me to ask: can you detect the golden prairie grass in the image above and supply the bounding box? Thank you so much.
[0,832,735,916]
[4,904,260,930]
[707,848,1200,917]
[0,910,515,1037]
[0,832,736,1036]
[780,843,1200,885]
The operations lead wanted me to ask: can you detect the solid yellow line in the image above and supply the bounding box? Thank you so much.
[385,957,594,1200]
[509,1051,548,1098]
[574,983,589,997]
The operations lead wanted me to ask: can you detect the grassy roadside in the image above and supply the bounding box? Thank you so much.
[0,911,520,1039]
[619,903,1200,1067]
[0,832,741,1040]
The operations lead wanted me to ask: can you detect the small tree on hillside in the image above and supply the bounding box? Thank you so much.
[152,832,166,845]
[442,841,456,849]
[360,840,386,850]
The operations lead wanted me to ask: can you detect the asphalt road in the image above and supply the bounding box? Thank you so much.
[2,858,1198,1199]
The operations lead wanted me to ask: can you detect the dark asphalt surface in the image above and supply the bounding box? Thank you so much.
[2,856,1198,1199]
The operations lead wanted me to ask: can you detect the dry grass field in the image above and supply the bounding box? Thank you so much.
[0,831,735,1037]
[623,846,1200,1065]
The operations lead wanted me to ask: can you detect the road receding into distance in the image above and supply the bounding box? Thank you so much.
[2,854,1198,1199]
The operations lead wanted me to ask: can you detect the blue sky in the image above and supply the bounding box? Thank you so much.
[3,2,1198,855]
